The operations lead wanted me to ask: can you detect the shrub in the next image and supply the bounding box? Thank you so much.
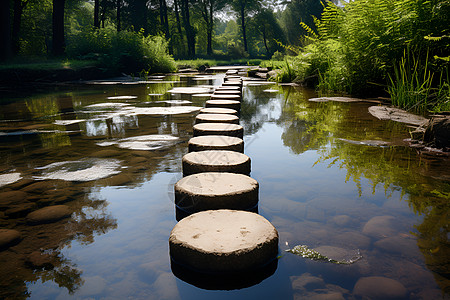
[66,27,176,73]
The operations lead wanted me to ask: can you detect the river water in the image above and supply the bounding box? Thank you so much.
[0,73,448,299]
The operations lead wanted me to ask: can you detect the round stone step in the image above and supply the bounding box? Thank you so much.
[205,100,241,112]
[169,209,278,273]
[216,86,241,91]
[182,150,250,176]
[214,90,241,95]
[211,94,241,101]
[193,123,243,138]
[222,81,242,87]
[195,113,239,125]
[174,172,258,212]
[200,107,238,116]
[188,135,244,153]
[225,76,241,81]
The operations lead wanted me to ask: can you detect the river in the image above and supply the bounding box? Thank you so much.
[0,73,448,299]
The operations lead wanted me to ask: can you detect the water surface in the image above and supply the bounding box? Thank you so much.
[0,74,449,299]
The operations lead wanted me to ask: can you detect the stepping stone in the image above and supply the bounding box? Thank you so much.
[225,76,241,80]
[188,135,244,153]
[174,172,258,212]
[222,81,243,88]
[216,86,241,91]
[182,150,250,176]
[0,229,22,250]
[195,113,239,125]
[214,90,241,95]
[193,123,243,138]
[205,100,241,112]
[26,205,72,225]
[169,209,278,272]
[200,107,238,115]
[211,94,241,101]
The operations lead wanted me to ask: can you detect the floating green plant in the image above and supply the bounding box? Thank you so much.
[286,245,362,265]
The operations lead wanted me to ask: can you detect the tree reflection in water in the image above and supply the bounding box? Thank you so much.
[278,86,450,295]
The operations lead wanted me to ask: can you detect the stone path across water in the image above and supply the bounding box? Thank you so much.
[169,74,279,283]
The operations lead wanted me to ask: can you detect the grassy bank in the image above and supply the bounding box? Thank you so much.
[270,0,450,113]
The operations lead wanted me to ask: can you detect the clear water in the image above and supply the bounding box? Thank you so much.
[0,74,448,299]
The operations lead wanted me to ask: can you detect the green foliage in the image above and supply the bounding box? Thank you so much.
[285,0,450,111]
[66,27,176,73]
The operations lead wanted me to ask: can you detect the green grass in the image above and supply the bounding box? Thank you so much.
[0,58,99,71]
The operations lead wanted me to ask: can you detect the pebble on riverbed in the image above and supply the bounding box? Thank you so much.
[353,276,407,300]
[26,205,72,225]
[0,229,22,250]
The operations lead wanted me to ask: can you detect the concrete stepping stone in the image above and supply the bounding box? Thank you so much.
[169,209,278,273]
[213,90,241,95]
[200,107,238,115]
[26,205,72,225]
[205,100,241,112]
[0,229,22,250]
[188,135,244,153]
[174,172,258,212]
[216,86,241,91]
[193,123,243,138]
[195,113,239,125]
[182,150,250,176]
[222,81,243,88]
[211,94,241,101]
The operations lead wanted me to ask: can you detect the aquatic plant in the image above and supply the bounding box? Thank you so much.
[286,245,362,265]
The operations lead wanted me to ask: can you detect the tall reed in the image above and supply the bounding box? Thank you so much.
[387,49,433,113]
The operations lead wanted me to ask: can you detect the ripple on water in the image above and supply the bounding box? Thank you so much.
[34,158,122,182]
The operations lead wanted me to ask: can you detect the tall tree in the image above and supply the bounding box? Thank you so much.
[129,0,148,33]
[231,0,260,53]
[0,0,12,61]
[116,0,121,31]
[198,0,226,56]
[52,0,66,56]
[253,7,284,56]
[180,0,195,57]
[159,0,172,53]
[94,0,100,28]
[12,0,32,55]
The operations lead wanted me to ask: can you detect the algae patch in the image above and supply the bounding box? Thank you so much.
[286,245,362,265]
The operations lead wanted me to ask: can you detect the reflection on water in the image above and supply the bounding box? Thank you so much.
[0,75,449,299]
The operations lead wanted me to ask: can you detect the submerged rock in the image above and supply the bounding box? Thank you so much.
[368,106,428,126]
[26,205,72,224]
[291,273,325,291]
[34,158,122,182]
[362,215,397,240]
[353,276,407,299]
[0,229,22,250]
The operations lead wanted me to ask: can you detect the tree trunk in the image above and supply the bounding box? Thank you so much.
[262,25,269,54]
[116,0,121,31]
[181,0,195,58]
[52,0,66,56]
[174,0,182,35]
[0,0,12,61]
[12,0,25,55]
[239,1,248,53]
[94,0,100,28]
[159,0,172,54]
[130,0,147,33]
